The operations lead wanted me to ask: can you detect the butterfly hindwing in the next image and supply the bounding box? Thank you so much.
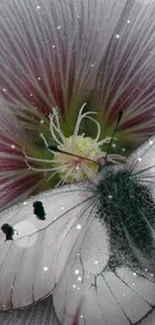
[0,183,96,311]
[53,216,155,325]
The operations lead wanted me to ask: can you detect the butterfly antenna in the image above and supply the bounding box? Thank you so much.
[104,111,123,163]
[40,133,100,167]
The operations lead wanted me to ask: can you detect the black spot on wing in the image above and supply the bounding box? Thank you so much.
[33,201,46,220]
[1,224,14,241]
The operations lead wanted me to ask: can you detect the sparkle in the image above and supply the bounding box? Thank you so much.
[76,224,82,230]
[30,93,33,97]
[23,201,27,205]
[73,284,76,288]
[11,144,15,149]
[150,273,154,277]
[132,282,135,286]
[36,5,41,9]
[40,120,44,124]
[77,276,82,282]
[80,315,84,318]
[75,269,80,275]
[3,88,6,92]
[108,194,112,199]
[137,157,142,162]
[57,25,61,30]
[123,293,126,296]
[52,45,56,48]
[122,148,126,152]
[94,260,99,264]
[112,143,116,148]
[127,20,131,24]
[43,266,48,271]
[133,272,137,276]
[91,64,94,67]
[149,139,153,145]
[61,206,64,210]
[37,77,41,80]
[115,34,120,39]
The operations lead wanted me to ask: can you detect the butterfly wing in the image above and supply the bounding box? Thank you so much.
[124,135,155,189]
[0,182,98,311]
[53,228,155,325]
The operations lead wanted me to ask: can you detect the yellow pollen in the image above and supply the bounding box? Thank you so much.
[53,135,103,182]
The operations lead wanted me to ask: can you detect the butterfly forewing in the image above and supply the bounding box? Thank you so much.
[125,135,155,188]
[0,183,95,310]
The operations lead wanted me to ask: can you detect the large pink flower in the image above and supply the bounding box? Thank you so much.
[1,0,155,210]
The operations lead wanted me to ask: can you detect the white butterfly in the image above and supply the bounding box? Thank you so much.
[0,135,155,325]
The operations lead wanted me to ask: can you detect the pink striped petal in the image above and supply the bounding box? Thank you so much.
[0,108,43,211]
[91,1,155,141]
[0,0,127,127]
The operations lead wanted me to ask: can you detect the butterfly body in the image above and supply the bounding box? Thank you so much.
[96,165,155,272]
[0,136,155,324]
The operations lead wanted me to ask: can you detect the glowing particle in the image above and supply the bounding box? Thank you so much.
[115,34,120,39]
[76,224,82,230]
[74,269,80,275]
[43,266,48,271]
[77,276,82,282]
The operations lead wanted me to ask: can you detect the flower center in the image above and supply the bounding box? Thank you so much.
[53,135,102,183]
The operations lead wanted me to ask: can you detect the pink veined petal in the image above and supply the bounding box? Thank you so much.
[0,0,127,128]
[0,107,43,211]
[71,301,82,325]
[90,1,155,141]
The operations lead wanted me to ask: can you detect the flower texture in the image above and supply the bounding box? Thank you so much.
[1,0,155,209]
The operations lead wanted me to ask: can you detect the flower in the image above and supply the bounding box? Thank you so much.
[24,104,125,184]
[1,0,155,209]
